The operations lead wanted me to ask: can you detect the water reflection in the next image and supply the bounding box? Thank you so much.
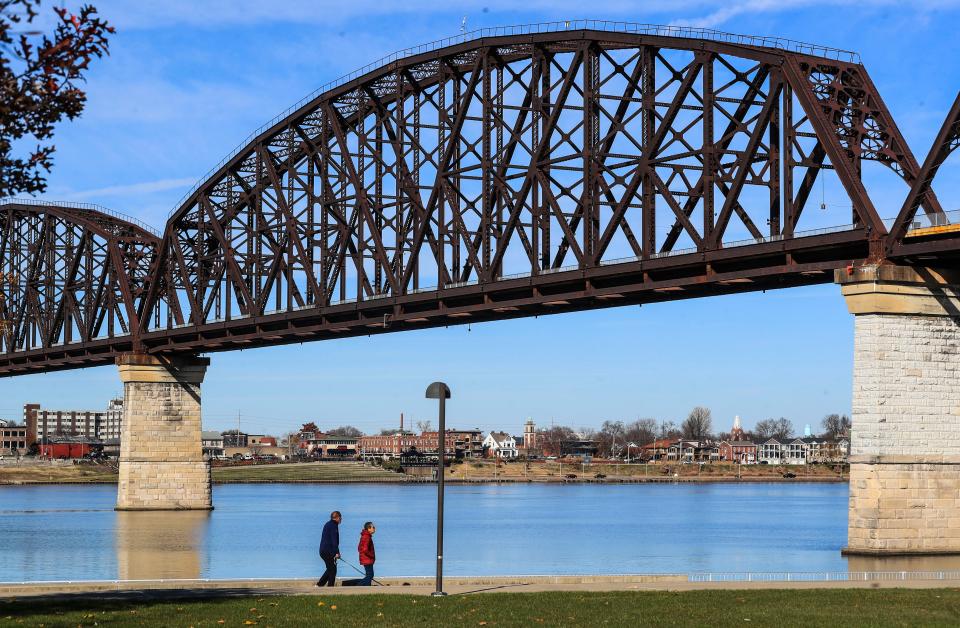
[115,511,209,580]
[846,554,960,573]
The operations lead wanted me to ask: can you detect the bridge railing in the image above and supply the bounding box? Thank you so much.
[884,208,960,234]
[168,20,860,218]
[0,197,161,237]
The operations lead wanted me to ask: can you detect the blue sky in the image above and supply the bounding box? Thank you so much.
[2,0,958,437]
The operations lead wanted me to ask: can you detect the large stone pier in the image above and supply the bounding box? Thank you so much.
[838,265,960,555]
[116,353,212,510]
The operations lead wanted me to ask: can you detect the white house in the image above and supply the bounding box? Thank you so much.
[483,431,518,458]
[757,438,783,464]
[782,438,808,465]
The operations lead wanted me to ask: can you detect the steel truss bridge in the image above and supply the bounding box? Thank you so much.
[1,23,959,377]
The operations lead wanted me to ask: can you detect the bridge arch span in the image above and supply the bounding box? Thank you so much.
[0,200,159,372]
[140,25,935,356]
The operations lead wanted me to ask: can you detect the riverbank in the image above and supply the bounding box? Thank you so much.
[0,460,847,484]
[2,587,958,627]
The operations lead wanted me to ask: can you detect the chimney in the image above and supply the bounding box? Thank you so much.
[400,412,404,432]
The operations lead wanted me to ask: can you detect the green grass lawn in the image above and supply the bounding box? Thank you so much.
[2,589,960,627]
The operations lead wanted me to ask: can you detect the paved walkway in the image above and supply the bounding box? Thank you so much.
[4,573,960,601]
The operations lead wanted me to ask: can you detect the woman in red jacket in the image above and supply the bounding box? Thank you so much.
[344,522,376,586]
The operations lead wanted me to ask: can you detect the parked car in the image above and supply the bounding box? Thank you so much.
[594,473,606,479]
[783,472,797,479]
[564,473,578,479]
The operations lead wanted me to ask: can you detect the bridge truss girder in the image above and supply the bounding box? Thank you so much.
[1,29,958,376]
[0,202,158,373]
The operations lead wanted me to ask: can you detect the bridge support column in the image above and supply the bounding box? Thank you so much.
[838,265,960,555]
[116,353,212,511]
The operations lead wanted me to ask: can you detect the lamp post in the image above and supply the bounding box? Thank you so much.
[425,381,451,597]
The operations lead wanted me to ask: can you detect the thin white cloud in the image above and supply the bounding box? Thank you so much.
[62,177,196,200]
[672,0,960,28]
[91,0,960,30]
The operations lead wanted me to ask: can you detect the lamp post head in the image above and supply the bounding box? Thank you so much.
[425,382,451,399]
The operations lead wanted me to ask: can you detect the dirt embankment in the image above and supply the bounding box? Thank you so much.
[434,459,848,483]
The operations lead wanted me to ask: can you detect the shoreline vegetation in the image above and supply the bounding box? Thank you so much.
[0,459,847,485]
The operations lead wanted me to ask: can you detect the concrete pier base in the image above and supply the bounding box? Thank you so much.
[116,353,212,511]
[838,265,960,555]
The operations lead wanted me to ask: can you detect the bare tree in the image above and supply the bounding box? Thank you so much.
[681,406,712,441]
[596,420,625,457]
[757,417,795,440]
[539,425,576,456]
[754,419,776,440]
[327,425,363,437]
[821,414,852,439]
[415,420,433,433]
[624,418,657,447]
[658,420,680,440]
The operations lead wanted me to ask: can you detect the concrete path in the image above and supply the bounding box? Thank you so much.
[3,573,960,602]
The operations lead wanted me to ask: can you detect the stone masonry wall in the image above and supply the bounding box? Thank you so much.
[848,313,960,553]
[116,355,212,510]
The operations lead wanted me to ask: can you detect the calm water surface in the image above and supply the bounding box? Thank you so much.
[1,482,950,582]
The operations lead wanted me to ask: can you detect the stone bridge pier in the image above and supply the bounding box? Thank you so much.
[116,353,212,510]
[838,265,960,555]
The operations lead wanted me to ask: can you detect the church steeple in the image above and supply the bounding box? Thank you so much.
[731,415,745,441]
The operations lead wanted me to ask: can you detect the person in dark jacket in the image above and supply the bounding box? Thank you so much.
[343,522,376,586]
[316,511,341,587]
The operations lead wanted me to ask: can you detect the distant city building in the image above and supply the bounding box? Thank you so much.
[718,439,757,463]
[358,430,459,459]
[783,438,808,465]
[559,438,599,459]
[426,429,484,458]
[300,434,358,457]
[640,438,673,461]
[666,440,719,462]
[222,431,248,448]
[758,438,783,464]
[520,419,538,456]
[248,434,277,448]
[483,432,518,458]
[201,431,224,458]
[0,422,31,454]
[24,399,122,443]
[718,416,756,463]
[38,436,102,459]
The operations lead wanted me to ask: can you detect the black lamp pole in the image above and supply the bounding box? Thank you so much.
[425,381,451,596]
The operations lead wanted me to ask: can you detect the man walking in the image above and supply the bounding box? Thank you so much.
[316,511,341,587]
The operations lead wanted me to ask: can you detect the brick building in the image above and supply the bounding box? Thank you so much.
[0,422,32,454]
[718,440,757,463]
[358,430,460,459]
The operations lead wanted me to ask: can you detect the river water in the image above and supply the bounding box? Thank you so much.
[1,482,957,582]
